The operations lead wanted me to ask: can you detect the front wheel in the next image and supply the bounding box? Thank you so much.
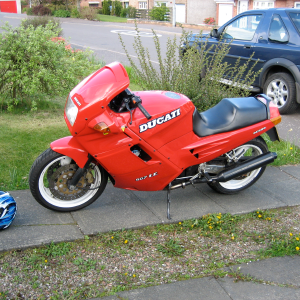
[29,148,108,211]
[207,137,268,194]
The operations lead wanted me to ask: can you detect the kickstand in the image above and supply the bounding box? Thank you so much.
[167,183,171,220]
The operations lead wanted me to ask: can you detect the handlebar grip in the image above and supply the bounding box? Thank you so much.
[137,102,152,120]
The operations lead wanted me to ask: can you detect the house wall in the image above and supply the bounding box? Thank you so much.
[187,0,216,24]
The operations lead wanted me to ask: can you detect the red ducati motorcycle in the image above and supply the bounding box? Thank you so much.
[29,62,281,219]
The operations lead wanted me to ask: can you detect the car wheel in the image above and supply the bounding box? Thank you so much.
[263,72,298,114]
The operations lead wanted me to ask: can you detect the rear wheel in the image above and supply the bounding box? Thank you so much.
[29,148,108,211]
[207,137,268,194]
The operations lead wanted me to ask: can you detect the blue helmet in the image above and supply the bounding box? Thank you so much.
[0,191,17,230]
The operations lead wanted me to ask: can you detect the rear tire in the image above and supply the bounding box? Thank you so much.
[29,148,108,211]
[207,137,268,194]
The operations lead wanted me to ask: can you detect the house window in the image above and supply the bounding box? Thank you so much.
[294,2,300,8]
[139,1,147,9]
[253,1,274,9]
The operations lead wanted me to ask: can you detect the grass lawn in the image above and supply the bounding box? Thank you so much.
[96,14,128,23]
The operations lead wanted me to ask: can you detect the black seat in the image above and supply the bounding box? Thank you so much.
[193,97,268,137]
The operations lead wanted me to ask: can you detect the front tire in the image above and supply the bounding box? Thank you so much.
[29,148,108,211]
[263,72,298,114]
[207,137,268,194]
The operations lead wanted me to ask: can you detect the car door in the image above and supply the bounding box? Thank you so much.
[208,13,264,81]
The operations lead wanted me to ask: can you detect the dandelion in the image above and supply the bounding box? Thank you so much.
[191,225,194,228]
[45,260,47,263]
[290,233,293,236]
[231,236,235,240]
[124,240,128,244]
[111,236,114,239]
[290,147,293,150]
[217,215,221,219]
[133,274,136,278]
[258,214,262,218]
[296,247,299,251]
[209,226,213,230]
[125,273,128,276]
[178,222,182,225]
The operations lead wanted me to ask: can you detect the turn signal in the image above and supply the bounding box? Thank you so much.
[270,115,281,126]
[94,122,110,135]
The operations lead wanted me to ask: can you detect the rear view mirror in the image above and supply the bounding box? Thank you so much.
[210,29,220,38]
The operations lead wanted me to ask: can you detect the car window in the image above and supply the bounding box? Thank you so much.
[223,15,262,41]
[268,14,289,43]
[289,12,300,34]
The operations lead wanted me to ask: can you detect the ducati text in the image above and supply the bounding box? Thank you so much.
[139,108,181,133]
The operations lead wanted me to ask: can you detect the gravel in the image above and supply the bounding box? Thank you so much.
[0,205,299,299]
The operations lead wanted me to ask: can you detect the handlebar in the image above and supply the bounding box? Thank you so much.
[136,100,152,120]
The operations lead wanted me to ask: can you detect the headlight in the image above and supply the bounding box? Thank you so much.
[65,95,78,126]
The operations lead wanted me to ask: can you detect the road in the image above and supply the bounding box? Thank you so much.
[0,12,299,146]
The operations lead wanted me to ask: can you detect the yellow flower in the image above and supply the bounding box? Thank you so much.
[290,147,293,150]
[124,240,128,244]
[125,273,128,276]
[290,233,293,236]
[45,260,48,263]
[133,274,136,278]
[258,214,262,218]
[209,226,213,230]
[191,225,194,228]
[296,237,299,241]
[231,236,235,240]
[111,236,114,239]
[178,222,182,225]
[296,247,299,251]
[217,216,221,219]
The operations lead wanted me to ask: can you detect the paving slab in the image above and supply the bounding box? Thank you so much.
[9,190,74,226]
[98,277,232,300]
[71,184,161,235]
[196,183,284,214]
[280,165,300,180]
[132,184,225,222]
[217,276,300,300]
[0,225,83,252]
[228,256,300,287]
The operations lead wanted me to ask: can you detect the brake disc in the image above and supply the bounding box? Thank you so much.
[47,164,94,200]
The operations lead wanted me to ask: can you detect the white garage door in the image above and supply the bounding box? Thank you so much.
[218,4,233,26]
[175,4,185,23]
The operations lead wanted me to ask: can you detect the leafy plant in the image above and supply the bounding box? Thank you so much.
[80,7,97,20]
[111,0,122,17]
[53,9,70,17]
[40,241,72,257]
[156,238,185,256]
[119,24,260,111]
[204,17,216,25]
[149,5,169,21]
[21,15,62,35]
[70,7,80,18]
[102,0,111,15]
[32,4,52,15]
[0,22,102,110]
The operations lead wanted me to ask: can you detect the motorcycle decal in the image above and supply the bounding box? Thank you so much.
[139,108,181,133]
[136,172,158,181]
[253,127,266,135]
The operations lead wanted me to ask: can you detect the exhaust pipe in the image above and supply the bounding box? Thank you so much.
[170,152,277,190]
[216,152,277,182]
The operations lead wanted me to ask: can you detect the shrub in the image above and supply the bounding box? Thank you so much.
[70,7,80,18]
[26,7,33,15]
[149,5,169,21]
[53,9,70,17]
[0,23,103,110]
[127,6,136,18]
[119,24,261,111]
[102,0,110,15]
[112,0,122,17]
[32,5,52,16]
[21,16,62,36]
[79,7,97,20]
[204,17,215,25]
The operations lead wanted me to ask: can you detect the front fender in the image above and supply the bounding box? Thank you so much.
[50,136,89,168]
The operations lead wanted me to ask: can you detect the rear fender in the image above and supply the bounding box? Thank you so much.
[50,136,89,168]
